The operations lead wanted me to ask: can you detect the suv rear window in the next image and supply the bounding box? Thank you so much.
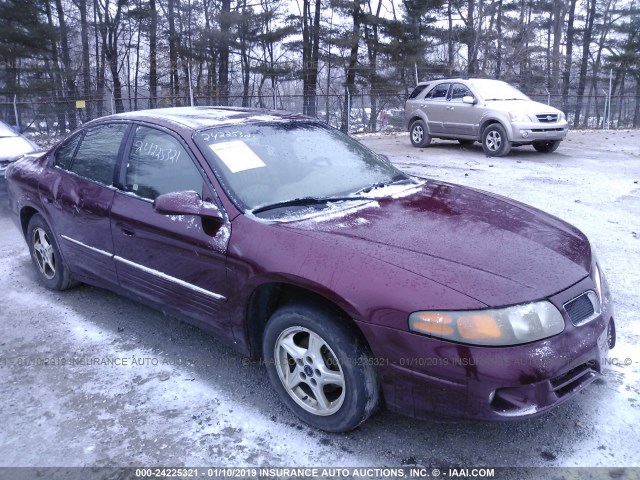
[408,84,429,99]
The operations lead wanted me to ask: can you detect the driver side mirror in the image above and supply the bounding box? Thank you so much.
[153,191,224,221]
[462,96,476,105]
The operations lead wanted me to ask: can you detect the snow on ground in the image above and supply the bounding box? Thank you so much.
[0,129,638,469]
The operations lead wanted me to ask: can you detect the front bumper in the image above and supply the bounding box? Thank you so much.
[357,275,614,421]
[508,121,568,143]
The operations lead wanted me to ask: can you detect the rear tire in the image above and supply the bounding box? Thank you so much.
[482,123,511,157]
[533,140,561,153]
[409,120,432,148]
[27,214,74,291]
[263,303,379,432]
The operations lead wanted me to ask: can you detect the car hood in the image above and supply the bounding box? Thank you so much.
[484,99,561,116]
[0,135,38,161]
[277,181,590,307]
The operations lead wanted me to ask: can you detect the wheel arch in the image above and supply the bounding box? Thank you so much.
[407,110,429,133]
[20,206,40,239]
[480,117,511,141]
[244,281,373,361]
[480,118,504,135]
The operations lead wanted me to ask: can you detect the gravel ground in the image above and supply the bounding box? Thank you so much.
[0,129,638,470]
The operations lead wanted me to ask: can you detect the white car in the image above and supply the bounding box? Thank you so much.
[0,120,40,193]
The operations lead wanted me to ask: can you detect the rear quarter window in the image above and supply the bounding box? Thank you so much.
[408,84,429,99]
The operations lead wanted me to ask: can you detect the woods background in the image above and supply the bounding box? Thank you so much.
[0,0,639,135]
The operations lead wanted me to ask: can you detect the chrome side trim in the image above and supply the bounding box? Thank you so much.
[114,255,227,302]
[60,234,113,258]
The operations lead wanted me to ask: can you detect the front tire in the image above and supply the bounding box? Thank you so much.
[27,214,74,290]
[409,120,432,148]
[482,123,511,157]
[263,303,379,432]
[533,140,561,153]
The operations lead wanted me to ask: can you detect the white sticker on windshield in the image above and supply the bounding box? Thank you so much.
[209,140,266,173]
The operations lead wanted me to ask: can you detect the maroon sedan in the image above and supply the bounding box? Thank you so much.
[5,107,615,432]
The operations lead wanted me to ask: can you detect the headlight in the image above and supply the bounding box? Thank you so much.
[508,111,531,123]
[558,111,566,122]
[408,301,565,346]
[591,251,605,302]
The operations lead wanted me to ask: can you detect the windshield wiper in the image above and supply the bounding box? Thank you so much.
[354,174,413,194]
[251,195,366,215]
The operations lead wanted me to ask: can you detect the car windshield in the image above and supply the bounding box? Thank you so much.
[0,121,18,138]
[194,121,407,214]
[470,80,530,101]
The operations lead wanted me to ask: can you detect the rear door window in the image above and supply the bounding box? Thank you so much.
[54,134,82,170]
[68,123,128,185]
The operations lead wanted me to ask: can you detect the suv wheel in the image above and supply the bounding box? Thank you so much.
[409,120,432,148]
[263,303,379,432]
[482,124,511,157]
[533,140,561,153]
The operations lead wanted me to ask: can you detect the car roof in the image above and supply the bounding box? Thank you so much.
[416,78,472,86]
[107,106,309,130]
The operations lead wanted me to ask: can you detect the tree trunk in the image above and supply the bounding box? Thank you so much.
[218,0,231,106]
[167,0,179,101]
[561,0,577,116]
[573,0,596,127]
[149,0,158,108]
[365,0,382,132]
[54,0,77,130]
[447,1,454,75]
[79,0,92,120]
[341,1,361,133]
[302,0,321,117]
[551,0,565,93]
[495,0,502,78]
[465,0,476,75]
[44,0,66,134]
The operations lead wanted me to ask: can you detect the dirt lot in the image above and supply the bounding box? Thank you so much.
[0,129,638,469]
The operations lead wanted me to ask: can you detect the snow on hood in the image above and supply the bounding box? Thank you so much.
[277,181,591,306]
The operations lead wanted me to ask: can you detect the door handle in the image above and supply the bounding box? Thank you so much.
[116,222,135,237]
[446,106,454,110]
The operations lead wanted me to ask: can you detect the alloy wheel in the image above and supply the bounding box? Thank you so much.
[411,125,424,144]
[32,227,56,280]
[274,326,346,416]
[485,130,502,151]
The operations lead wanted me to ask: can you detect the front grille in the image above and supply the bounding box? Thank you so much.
[564,292,598,325]
[537,114,559,123]
[550,362,598,398]
[531,127,565,132]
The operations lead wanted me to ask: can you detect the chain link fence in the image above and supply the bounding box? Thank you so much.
[0,91,637,145]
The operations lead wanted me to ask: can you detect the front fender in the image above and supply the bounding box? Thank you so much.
[479,113,512,141]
